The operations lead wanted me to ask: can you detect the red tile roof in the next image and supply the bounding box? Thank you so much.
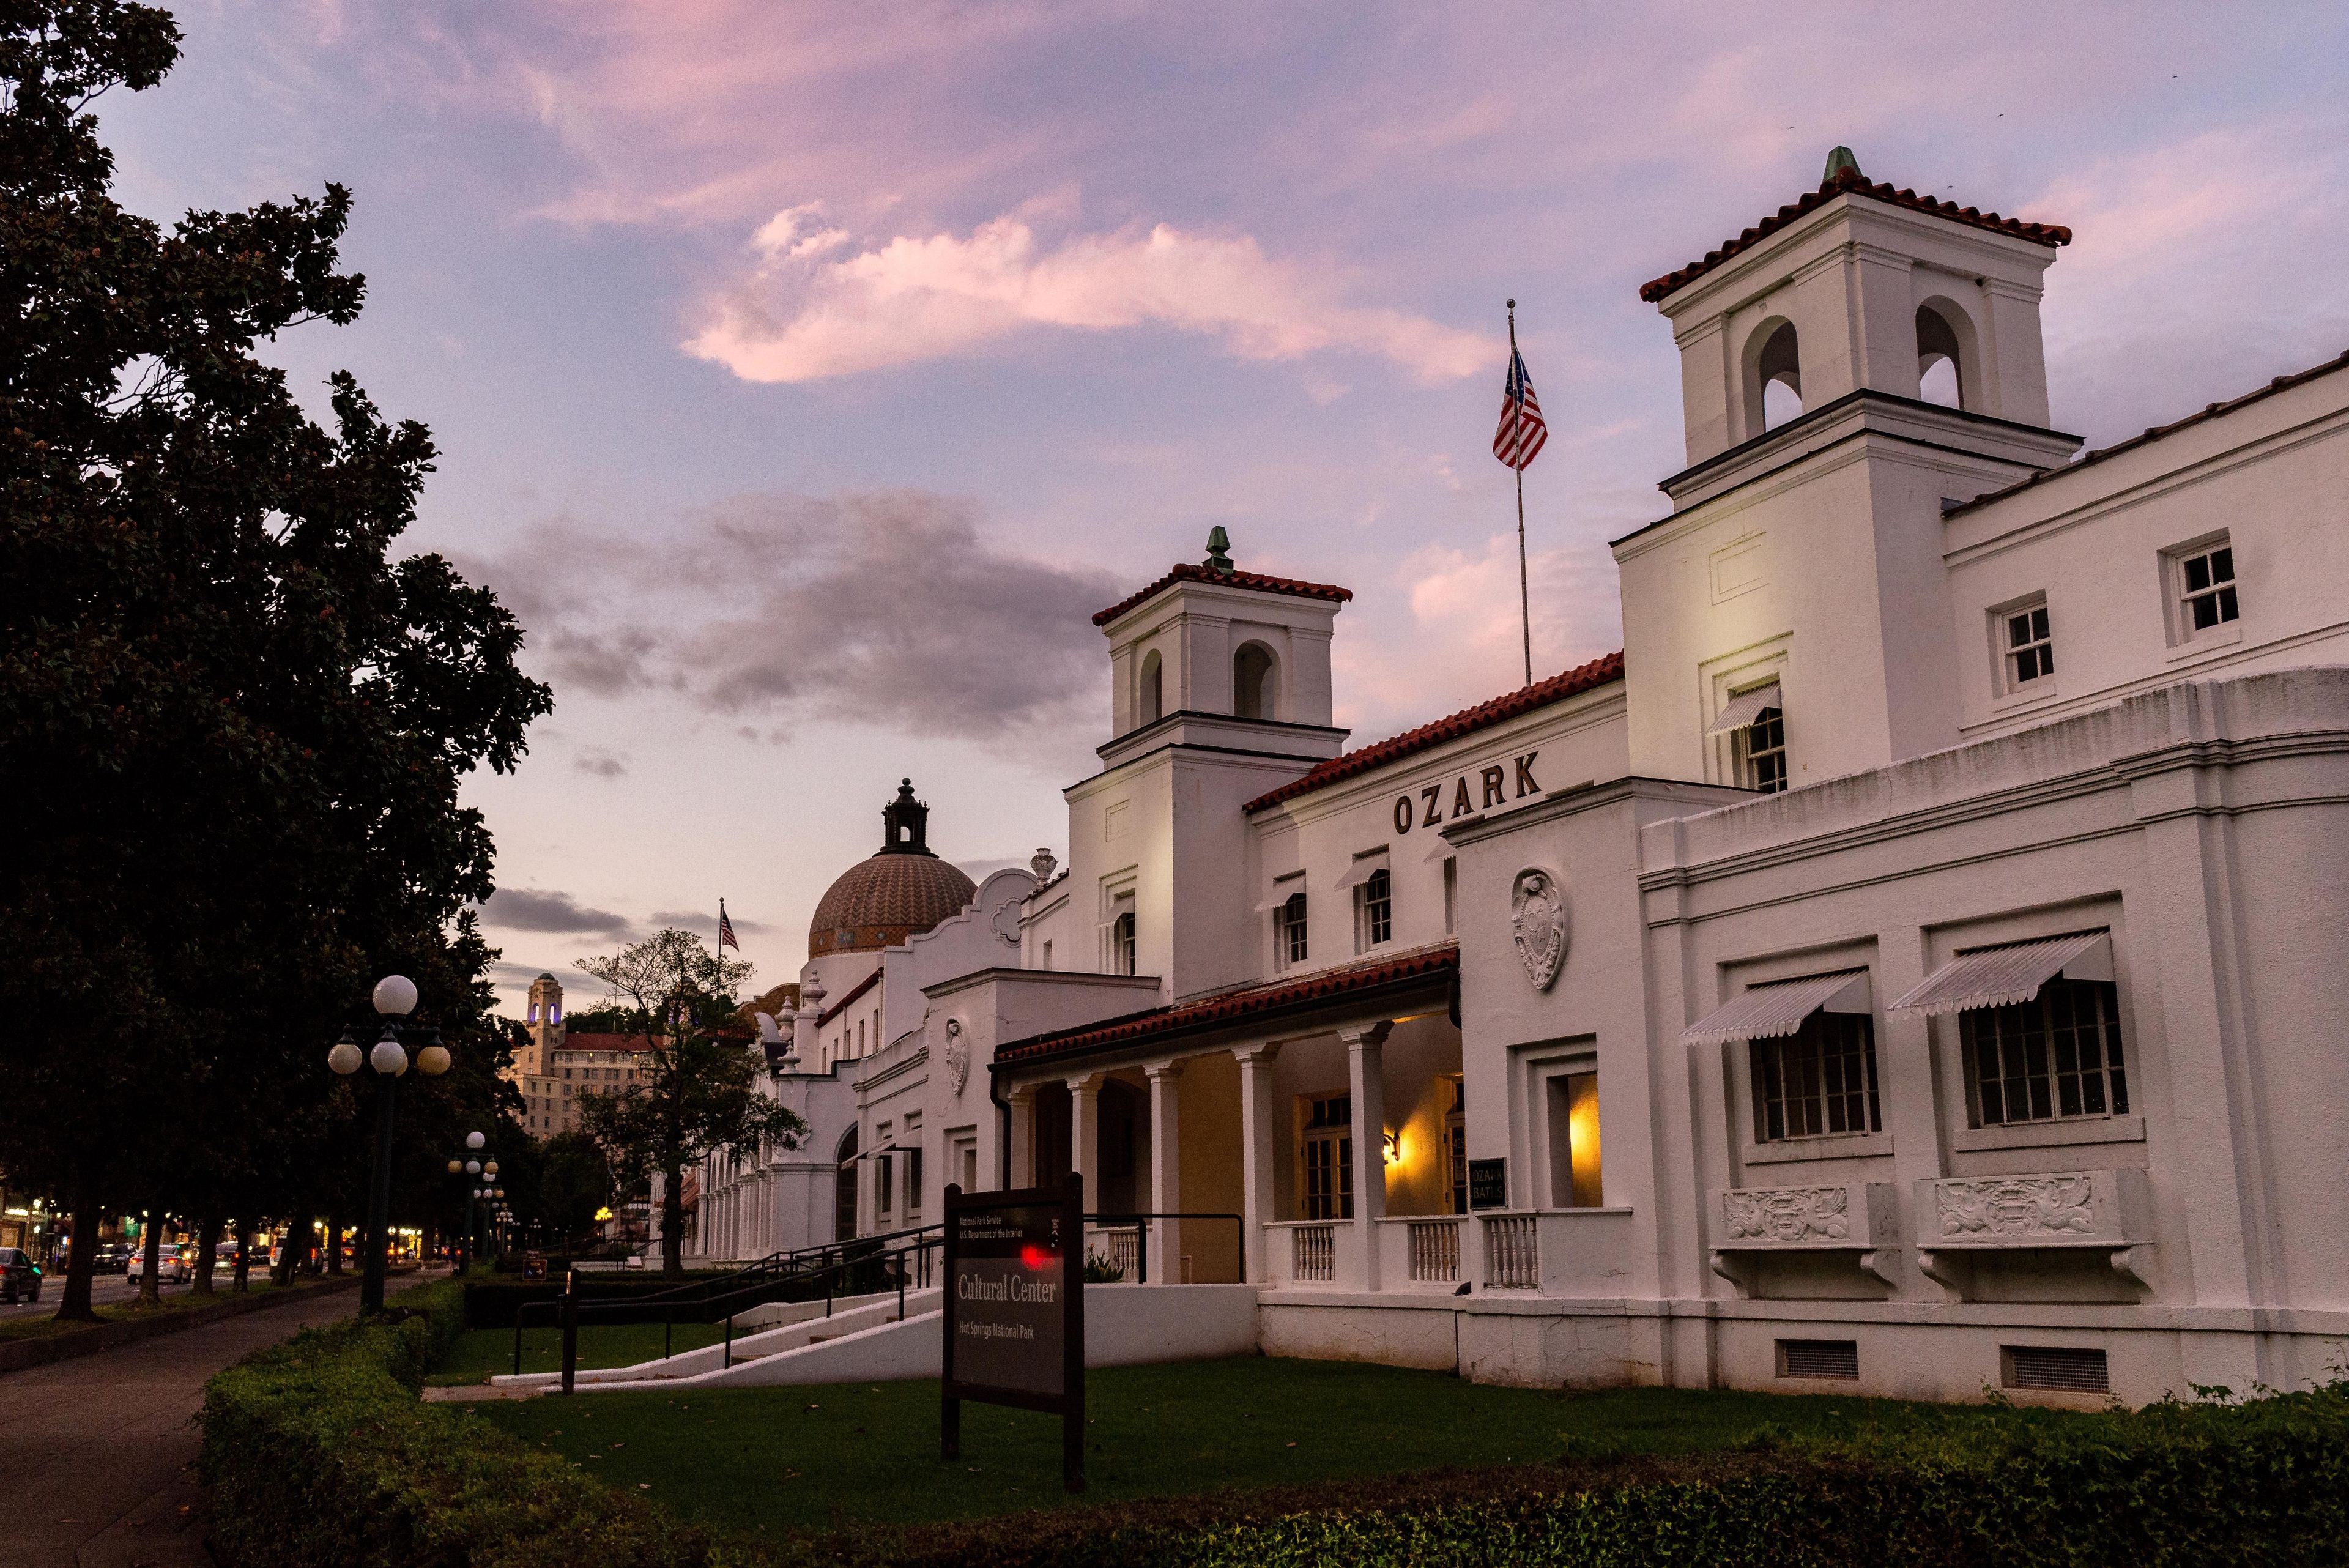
[995,942,1460,1067]
[1092,563,1353,627]
[1639,166,2071,305]
[1243,652,1625,814]
[1946,348,2349,518]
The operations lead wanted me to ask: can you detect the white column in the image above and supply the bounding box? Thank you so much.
[1146,1059,1184,1284]
[1342,1024,1392,1291]
[1008,1085,1036,1187]
[1236,1042,1282,1282]
[1067,1075,1100,1206]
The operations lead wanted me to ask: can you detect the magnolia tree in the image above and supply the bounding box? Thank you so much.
[574,929,808,1277]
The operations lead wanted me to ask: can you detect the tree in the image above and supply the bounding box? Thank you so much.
[0,1,552,1320]
[534,1132,616,1252]
[574,929,807,1277]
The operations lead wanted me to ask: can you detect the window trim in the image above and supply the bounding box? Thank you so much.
[1356,866,1393,951]
[2164,532,2241,646]
[1277,890,1309,969]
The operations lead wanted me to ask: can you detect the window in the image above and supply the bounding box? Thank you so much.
[1444,1077,1468,1215]
[1358,868,1392,948]
[1278,891,1308,967]
[1041,940,1053,970]
[2006,601,2054,685]
[1740,707,1787,793]
[1112,910,1136,975]
[876,1153,892,1217]
[1138,649,1163,724]
[907,1146,924,1214]
[1962,978,2129,1126]
[1299,1094,1353,1220]
[2178,541,2238,633]
[1442,858,1457,935]
[1751,1011,1880,1142]
[1544,1071,1602,1207]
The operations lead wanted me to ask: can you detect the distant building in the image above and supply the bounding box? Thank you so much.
[510,973,661,1137]
[682,149,2349,1406]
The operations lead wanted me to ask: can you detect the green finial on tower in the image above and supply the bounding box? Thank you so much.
[1822,146,1861,184]
[1204,526,1234,575]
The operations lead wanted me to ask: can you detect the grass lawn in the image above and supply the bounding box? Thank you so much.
[0,1278,298,1342]
[431,1321,735,1385]
[470,1356,2058,1537]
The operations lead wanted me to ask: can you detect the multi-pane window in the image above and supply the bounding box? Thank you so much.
[1359,868,1392,948]
[1279,891,1309,967]
[1751,1011,1880,1142]
[1962,978,2129,1126]
[1112,910,1136,975]
[2006,603,2054,685]
[1741,707,1787,793]
[1299,1094,1353,1220]
[876,1153,892,1216]
[907,1146,924,1214]
[2180,543,2239,633]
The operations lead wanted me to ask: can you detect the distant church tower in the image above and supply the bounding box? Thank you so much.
[525,972,565,1075]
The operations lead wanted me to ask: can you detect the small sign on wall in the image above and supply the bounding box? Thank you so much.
[1468,1157,1508,1211]
[941,1176,1087,1491]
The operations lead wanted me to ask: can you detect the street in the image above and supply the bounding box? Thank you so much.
[0,1273,157,1320]
[0,1274,399,1567]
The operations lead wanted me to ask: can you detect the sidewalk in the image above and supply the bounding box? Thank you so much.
[0,1274,419,1568]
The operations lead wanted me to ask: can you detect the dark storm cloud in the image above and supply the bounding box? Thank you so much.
[466,491,1121,744]
[478,886,636,935]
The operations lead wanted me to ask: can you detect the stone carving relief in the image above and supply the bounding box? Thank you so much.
[1510,868,1568,991]
[944,1017,970,1097]
[1935,1175,2098,1239]
[989,894,1023,947]
[1723,1186,1852,1243]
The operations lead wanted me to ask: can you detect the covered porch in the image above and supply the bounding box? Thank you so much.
[995,944,1485,1293]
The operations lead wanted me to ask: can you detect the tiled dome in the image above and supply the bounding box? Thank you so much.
[806,779,975,957]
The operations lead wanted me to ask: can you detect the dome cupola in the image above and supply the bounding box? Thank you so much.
[807,779,976,957]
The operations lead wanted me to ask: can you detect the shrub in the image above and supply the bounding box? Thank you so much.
[200,1279,722,1568]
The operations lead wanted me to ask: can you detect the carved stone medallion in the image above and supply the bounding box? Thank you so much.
[1510,868,1569,990]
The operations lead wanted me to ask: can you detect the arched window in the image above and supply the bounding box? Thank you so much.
[1112,910,1137,976]
[833,1126,859,1242]
[1753,319,1803,432]
[1917,303,1965,409]
[1234,642,1276,720]
[1138,649,1163,725]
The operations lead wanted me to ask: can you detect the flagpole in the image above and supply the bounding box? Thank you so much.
[1508,300,1532,689]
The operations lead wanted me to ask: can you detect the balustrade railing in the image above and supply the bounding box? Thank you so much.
[1482,1214,1538,1289]
[1292,1223,1336,1283]
[1408,1217,1462,1283]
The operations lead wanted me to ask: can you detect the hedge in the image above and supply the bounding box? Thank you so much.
[204,1289,2349,1568]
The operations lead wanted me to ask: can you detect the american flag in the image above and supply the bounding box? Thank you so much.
[1492,346,1548,470]
[718,901,739,951]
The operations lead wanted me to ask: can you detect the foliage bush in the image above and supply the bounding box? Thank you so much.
[200,1280,724,1568]
[207,1287,2349,1568]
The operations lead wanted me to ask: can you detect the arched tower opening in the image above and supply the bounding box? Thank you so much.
[1233,641,1277,720]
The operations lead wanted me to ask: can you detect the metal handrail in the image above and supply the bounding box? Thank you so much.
[1080,1211,1244,1285]
[544,1235,943,1389]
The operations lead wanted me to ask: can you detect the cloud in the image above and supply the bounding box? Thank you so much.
[470,491,1123,749]
[685,212,1496,384]
[574,746,628,778]
[479,886,636,935]
[647,908,774,935]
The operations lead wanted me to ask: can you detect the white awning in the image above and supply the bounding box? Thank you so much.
[1254,879,1305,913]
[1887,932,2112,1018]
[1334,850,1390,891]
[1681,970,1871,1048]
[1705,681,1782,737]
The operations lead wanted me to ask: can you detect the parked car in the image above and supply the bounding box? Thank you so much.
[0,1247,43,1304]
[127,1248,189,1284]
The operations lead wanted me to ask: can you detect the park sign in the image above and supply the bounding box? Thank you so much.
[941,1176,1086,1492]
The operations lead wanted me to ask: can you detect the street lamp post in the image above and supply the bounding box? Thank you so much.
[329,975,450,1315]
[444,1132,494,1275]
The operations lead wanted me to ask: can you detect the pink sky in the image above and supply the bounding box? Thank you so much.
[96,2,2349,1008]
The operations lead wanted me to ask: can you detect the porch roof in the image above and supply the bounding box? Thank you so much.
[993,942,1459,1071]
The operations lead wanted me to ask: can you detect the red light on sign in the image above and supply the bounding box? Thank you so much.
[1020,1244,1049,1268]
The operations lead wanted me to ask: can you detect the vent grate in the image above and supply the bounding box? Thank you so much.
[1777,1338,1860,1380]
[2005,1345,2109,1393]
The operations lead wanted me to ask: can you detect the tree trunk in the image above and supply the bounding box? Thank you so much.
[232,1216,253,1293]
[136,1217,163,1308]
[273,1211,308,1286]
[191,1214,222,1298]
[53,1195,103,1323]
[662,1164,685,1279]
[325,1213,344,1275]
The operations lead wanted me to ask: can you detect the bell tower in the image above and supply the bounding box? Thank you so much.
[524,972,564,1073]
